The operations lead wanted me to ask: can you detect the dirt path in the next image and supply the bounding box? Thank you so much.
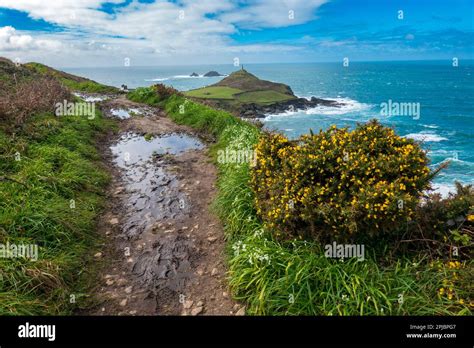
[88,96,243,316]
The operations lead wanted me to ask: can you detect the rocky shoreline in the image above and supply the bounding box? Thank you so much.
[238,96,344,119]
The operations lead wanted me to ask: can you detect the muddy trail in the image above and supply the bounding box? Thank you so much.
[87,95,243,316]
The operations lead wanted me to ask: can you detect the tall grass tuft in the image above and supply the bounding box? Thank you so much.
[0,105,115,315]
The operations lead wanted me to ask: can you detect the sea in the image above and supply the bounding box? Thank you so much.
[64,61,474,196]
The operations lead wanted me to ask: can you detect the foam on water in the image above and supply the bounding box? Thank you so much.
[264,97,374,121]
[404,131,448,142]
[305,97,373,116]
[145,77,169,82]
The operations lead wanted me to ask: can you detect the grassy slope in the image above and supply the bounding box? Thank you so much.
[236,90,295,104]
[25,62,118,94]
[132,88,472,316]
[184,69,297,105]
[215,69,294,96]
[0,59,117,314]
[185,86,243,100]
[0,58,38,88]
[0,109,115,315]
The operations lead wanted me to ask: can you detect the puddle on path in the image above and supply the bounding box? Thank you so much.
[110,133,204,239]
[110,108,141,119]
[112,133,204,166]
[108,106,157,119]
[73,92,110,102]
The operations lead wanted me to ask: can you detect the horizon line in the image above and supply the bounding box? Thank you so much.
[56,58,474,70]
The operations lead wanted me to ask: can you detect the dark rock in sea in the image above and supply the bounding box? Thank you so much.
[204,71,223,77]
[238,97,343,119]
[190,72,199,77]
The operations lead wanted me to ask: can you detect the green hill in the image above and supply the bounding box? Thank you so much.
[184,68,297,106]
[25,62,118,93]
[0,57,38,88]
[0,58,117,93]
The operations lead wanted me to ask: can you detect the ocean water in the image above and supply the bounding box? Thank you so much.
[65,61,474,194]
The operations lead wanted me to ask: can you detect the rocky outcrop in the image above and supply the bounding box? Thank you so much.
[204,71,223,77]
[190,72,199,77]
[238,97,343,119]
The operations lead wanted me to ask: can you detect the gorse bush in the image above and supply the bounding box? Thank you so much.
[251,120,432,243]
[135,93,471,315]
[400,183,474,258]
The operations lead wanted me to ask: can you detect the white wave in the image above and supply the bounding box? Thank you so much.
[304,97,373,116]
[264,109,299,120]
[422,124,439,129]
[264,97,373,121]
[429,183,455,198]
[432,158,474,168]
[404,131,448,142]
[145,77,169,82]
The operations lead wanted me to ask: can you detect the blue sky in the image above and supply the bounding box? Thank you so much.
[0,0,472,67]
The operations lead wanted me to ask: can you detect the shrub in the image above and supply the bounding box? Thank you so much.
[251,120,432,243]
[396,183,474,258]
[153,84,181,100]
[127,84,181,106]
[0,77,71,127]
[127,86,161,105]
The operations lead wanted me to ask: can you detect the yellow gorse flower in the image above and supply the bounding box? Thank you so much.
[250,120,430,240]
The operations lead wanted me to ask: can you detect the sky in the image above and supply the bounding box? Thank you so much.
[0,0,473,67]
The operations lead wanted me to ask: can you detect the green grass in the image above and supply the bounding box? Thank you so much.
[215,69,293,96]
[185,86,243,100]
[184,69,296,105]
[61,79,118,94]
[25,62,118,94]
[163,94,244,139]
[128,88,472,316]
[185,86,294,104]
[0,105,116,315]
[184,86,295,104]
[128,87,162,106]
[235,90,295,104]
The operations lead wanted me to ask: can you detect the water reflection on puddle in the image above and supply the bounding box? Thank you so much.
[111,133,204,167]
[73,92,109,102]
[110,108,144,119]
[110,133,204,239]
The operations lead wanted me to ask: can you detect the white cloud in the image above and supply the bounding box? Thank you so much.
[0,0,328,66]
[220,0,328,29]
[0,25,62,51]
